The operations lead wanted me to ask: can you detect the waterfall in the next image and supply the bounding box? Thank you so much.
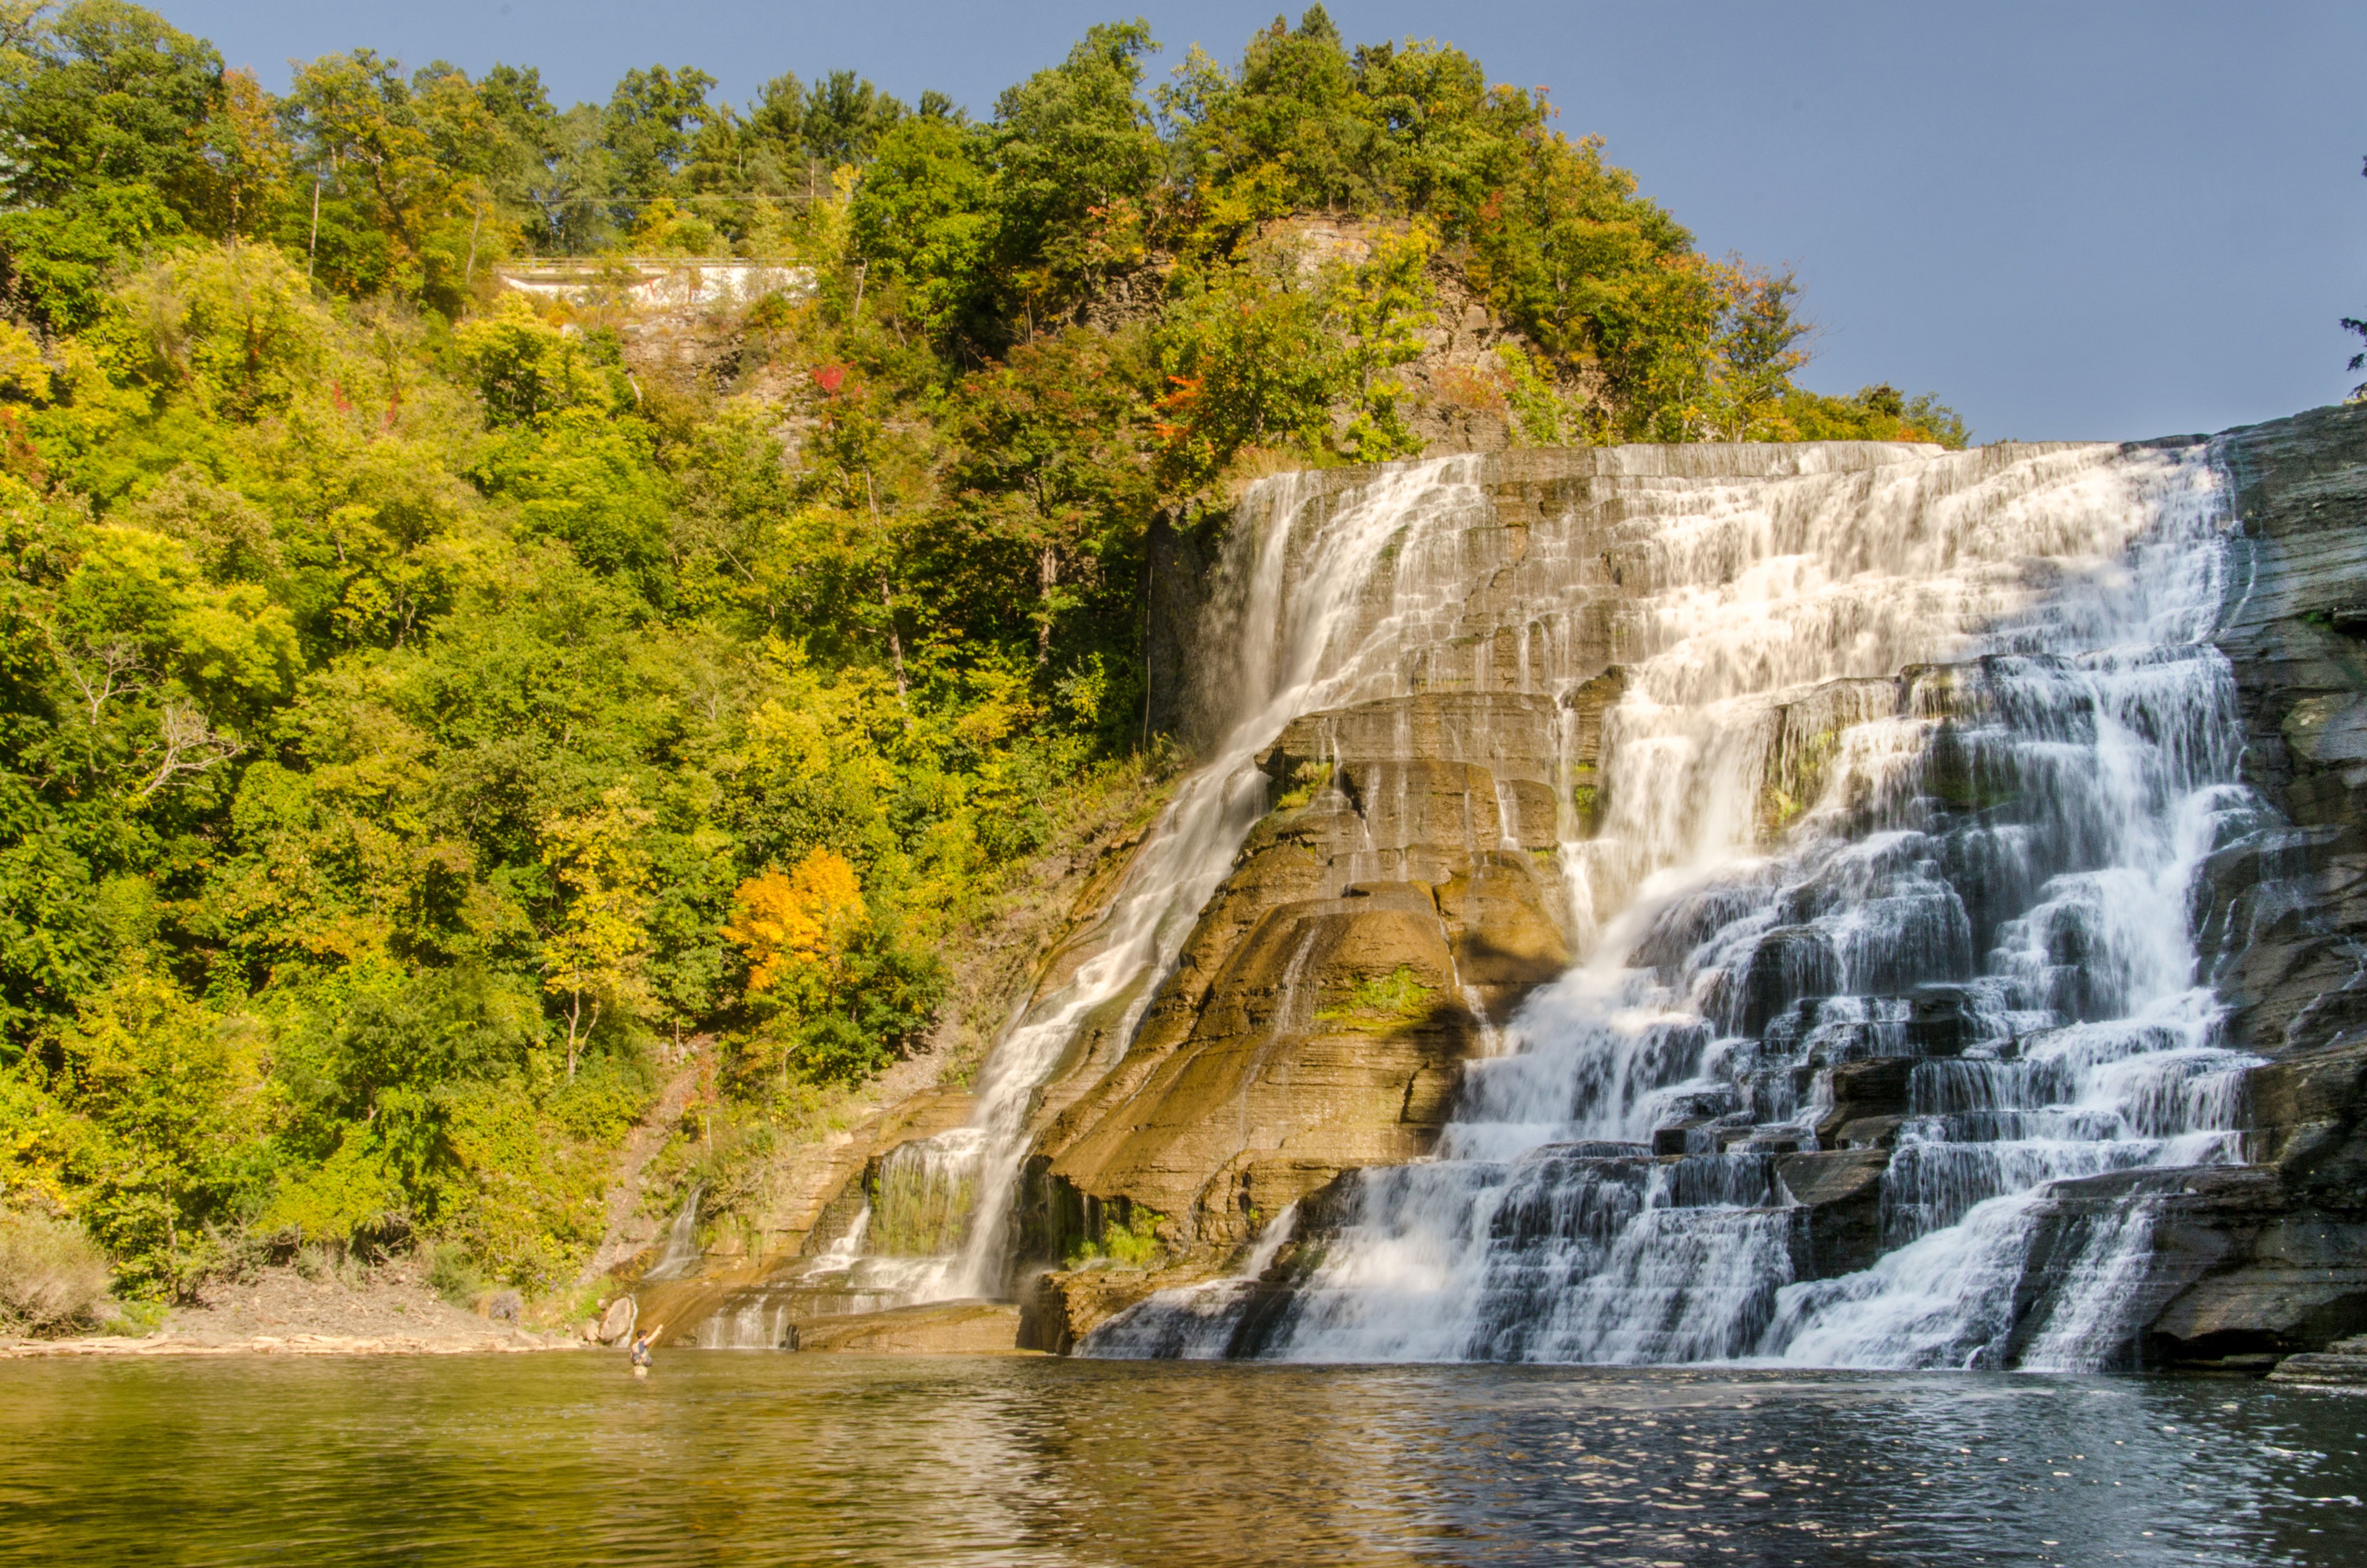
[640,1185,704,1282]
[858,459,1513,1301]
[1089,437,2263,1369]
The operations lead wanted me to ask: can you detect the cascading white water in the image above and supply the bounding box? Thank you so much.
[848,458,1528,1301]
[1090,438,2266,1370]
[639,1185,704,1282]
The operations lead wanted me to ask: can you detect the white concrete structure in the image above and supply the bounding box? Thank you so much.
[493,257,816,310]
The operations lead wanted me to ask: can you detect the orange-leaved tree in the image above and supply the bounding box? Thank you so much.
[722,848,867,1010]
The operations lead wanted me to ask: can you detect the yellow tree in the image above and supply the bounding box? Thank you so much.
[1703,261,1812,441]
[538,786,655,1078]
[721,848,866,1010]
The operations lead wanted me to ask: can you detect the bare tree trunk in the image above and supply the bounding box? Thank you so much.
[1036,546,1058,665]
[864,471,907,699]
[462,195,484,286]
[566,992,598,1080]
[306,175,322,281]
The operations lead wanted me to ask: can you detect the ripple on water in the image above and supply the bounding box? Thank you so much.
[1,1356,2364,1566]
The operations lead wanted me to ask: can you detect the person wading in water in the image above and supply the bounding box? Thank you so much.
[630,1324,663,1377]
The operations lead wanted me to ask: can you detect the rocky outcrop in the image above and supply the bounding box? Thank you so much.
[2095,1032,2367,1364]
[788,1300,1027,1355]
[1021,1264,1205,1354]
[1018,687,1583,1273]
[2197,403,2367,1055]
[2004,1166,2367,1367]
[2265,1334,2367,1385]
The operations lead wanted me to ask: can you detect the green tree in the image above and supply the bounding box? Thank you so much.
[456,295,618,424]
[538,784,654,1078]
[283,48,491,302]
[948,326,1156,664]
[0,0,228,326]
[0,0,223,210]
[793,70,909,166]
[1150,244,1343,491]
[46,961,264,1294]
[992,20,1165,316]
[851,115,999,344]
[265,961,541,1246]
[602,64,715,208]
[1162,7,1370,230]
[1329,220,1437,461]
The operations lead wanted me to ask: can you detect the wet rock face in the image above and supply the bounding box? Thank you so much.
[2124,402,2367,1360]
[1034,532,1682,1272]
[2204,403,2367,1057]
[1813,1057,1915,1150]
[2015,1166,2367,1366]
[1027,687,1581,1265]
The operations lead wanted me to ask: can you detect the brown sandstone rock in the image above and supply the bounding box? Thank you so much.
[1020,1267,1187,1354]
[788,1300,1027,1355]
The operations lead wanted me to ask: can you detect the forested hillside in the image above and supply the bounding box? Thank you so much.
[0,0,1965,1309]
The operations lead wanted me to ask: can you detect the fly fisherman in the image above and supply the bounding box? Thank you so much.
[629,1323,662,1377]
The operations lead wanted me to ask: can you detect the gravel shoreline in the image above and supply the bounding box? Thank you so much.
[4,1260,598,1359]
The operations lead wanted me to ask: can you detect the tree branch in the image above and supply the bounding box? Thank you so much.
[135,703,245,801]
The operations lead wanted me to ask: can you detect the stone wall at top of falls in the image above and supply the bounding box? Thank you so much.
[1145,441,1961,752]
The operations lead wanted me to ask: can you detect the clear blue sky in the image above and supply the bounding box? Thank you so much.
[156,0,2366,443]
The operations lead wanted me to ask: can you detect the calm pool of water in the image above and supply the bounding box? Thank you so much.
[2,1353,2362,1565]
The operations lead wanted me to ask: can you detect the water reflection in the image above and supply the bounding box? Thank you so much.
[1,1357,2361,1565]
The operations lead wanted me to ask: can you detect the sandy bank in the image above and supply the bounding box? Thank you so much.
[3,1259,594,1359]
[1,1329,579,1359]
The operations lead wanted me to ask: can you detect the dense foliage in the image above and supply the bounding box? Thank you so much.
[0,1,1965,1302]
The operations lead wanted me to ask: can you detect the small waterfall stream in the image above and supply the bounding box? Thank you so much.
[640,1186,704,1282]
[1089,438,2265,1369]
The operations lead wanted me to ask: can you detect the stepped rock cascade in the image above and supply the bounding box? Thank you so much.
[1087,437,2267,1368]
